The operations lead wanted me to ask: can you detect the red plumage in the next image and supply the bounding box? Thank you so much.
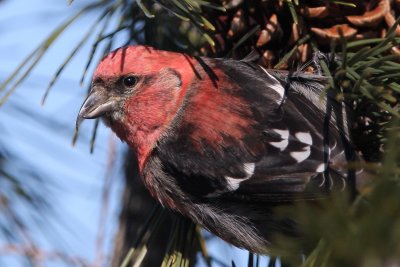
[94,46,194,169]
[77,45,363,253]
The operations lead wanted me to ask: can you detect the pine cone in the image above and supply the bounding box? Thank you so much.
[203,0,400,69]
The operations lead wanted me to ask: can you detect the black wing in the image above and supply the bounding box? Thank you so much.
[154,58,355,202]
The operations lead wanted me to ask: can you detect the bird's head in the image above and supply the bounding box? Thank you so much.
[77,46,195,160]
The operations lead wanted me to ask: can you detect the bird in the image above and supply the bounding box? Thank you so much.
[77,45,362,254]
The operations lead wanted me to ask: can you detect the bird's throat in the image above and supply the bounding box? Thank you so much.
[111,81,191,171]
[110,116,164,171]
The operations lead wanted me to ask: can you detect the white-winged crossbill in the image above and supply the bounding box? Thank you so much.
[77,46,361,253]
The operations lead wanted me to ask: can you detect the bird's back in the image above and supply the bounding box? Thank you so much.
[142,57,361,253]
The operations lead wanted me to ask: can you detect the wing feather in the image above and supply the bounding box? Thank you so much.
[154,58,354,202]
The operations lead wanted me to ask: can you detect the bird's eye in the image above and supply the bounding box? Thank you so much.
[123,76,137,88]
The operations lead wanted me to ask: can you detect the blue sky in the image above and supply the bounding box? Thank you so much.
[0,1,124,266]
[0,1,271,266]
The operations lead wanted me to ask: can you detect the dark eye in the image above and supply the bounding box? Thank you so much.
[123,76,137,88]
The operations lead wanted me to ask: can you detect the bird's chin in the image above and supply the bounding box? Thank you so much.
[101,110,124,128]
[101,114,113,128]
